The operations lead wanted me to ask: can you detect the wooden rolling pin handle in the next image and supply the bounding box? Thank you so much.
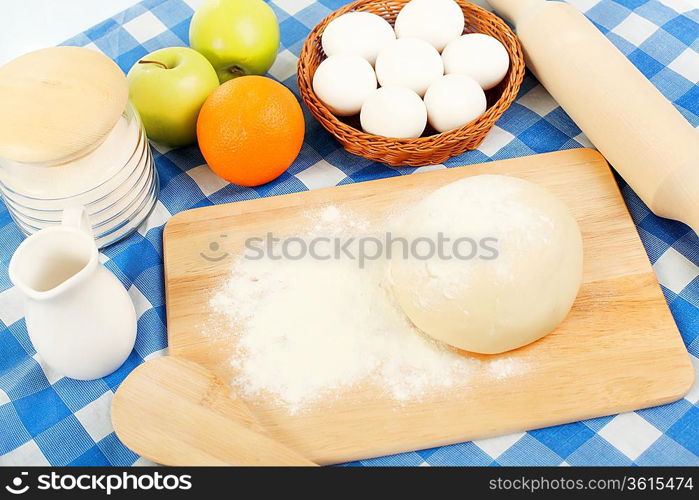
[487,0,544,23]
[652,158,699,234]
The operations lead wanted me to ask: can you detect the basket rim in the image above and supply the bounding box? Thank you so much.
[297,0,526,148]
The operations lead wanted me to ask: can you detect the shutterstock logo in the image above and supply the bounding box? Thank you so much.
[5,472,29,495]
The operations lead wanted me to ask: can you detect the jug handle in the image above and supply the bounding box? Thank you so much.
[62,205,94,239]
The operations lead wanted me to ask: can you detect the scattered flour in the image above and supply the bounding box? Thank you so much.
[209,205,523,414]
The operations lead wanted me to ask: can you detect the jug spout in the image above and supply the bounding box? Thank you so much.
[9,226,98,301]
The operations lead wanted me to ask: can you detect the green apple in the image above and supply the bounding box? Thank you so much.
[189,0,280,83]
[127,47,219,147]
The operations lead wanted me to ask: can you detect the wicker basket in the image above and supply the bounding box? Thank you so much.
[297,0,525,167]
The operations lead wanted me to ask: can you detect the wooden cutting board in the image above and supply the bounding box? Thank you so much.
[161,149,693,465]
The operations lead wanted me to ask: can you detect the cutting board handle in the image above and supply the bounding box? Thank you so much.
[112,357,316,466]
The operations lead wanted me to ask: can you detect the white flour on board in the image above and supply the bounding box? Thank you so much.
[209,205,524,414]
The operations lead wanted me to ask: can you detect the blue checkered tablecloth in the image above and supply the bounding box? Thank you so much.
[0,0,697,466]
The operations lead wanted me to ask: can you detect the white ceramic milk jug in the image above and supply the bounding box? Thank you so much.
[8,206,137,380]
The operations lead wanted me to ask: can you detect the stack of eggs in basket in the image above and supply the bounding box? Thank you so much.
[312,0,511,139]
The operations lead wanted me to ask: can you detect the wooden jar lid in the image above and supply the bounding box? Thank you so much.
[0,47,129,164]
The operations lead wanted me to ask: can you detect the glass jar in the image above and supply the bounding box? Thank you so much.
[0,103,158,248]
[0,47,159,248]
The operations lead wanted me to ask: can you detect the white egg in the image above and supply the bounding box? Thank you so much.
[321,12,396,65]
[360,86,427,139]
[394,0,465,52]
[374,38,444,97]
[424,74,487,133]
[313,55,378,116]
[442,33,510,90]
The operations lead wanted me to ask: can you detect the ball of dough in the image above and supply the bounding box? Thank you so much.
[375,38,444,97]
[321,12,396,65]
[389,175,583,354]
[424,74,486,133]
[442,33,510,90]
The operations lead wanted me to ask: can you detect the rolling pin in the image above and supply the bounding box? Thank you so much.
[487,0,699,234]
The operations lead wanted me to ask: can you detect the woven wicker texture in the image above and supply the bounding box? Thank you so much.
[297,0,525,167]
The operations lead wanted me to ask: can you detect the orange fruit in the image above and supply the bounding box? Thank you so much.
[197,75,305,187]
